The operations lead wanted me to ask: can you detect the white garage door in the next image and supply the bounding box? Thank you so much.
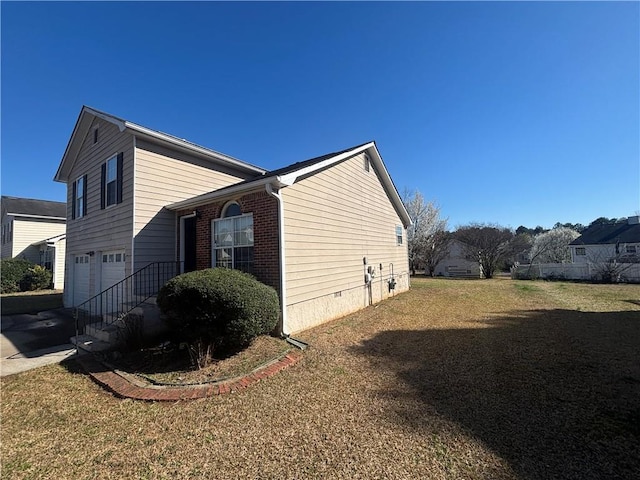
[101,251,126,290]
[73,254,91,306]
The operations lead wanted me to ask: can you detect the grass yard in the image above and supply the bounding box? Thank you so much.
[1,290,63,315]
[2,278,639,479]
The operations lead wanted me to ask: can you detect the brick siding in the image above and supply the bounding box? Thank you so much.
[176,190,281,295]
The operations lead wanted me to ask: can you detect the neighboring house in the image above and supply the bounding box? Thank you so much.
[570,216,640,264]
[1,196,66,289]
[433,238,483,278]
[54,106,411,335]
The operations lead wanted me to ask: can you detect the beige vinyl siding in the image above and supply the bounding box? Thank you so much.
[64,118,134,305]
[282,152,409,331]
[12,218,65,263]
[133,140,252,269]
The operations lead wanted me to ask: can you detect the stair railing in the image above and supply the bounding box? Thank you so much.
[73,261,183,351]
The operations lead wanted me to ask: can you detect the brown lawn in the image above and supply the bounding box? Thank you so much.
[2,278,639,479]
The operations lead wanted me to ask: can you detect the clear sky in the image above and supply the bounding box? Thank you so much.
[2,1,639,230]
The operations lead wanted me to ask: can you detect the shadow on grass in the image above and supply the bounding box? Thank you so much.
[351,309,640,480]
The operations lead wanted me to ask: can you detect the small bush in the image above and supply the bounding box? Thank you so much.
[1,258,35,293]
[20,265,53,291]
[157,268,280,354]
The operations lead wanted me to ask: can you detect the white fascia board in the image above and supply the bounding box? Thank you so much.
[166,176,287,211]
[367,145,413,228]
[84,107,126,132]
[278,142,375,186]
[125,122,266,175]
[9,213,66,221]
[31,233,66,246]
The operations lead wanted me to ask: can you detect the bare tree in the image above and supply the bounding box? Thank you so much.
[454,224,514,279]
[423,230,451,277]
[402,189,448,275]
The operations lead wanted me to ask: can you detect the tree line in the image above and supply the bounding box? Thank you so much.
[402,190,624,279]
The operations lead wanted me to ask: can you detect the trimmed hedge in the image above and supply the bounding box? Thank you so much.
[157,268,280,351]
[1,259,53,293]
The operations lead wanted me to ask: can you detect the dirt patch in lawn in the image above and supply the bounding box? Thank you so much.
[109,335,291,385]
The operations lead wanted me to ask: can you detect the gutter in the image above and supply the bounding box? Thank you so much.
[265,183,289,336]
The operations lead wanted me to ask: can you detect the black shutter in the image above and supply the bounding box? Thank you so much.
[100,163,106,210]
[116,152,124,204]
[82,174,88,216]
[71,181,77,220]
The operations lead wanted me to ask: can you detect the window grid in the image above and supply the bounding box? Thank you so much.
[212,213,254,274]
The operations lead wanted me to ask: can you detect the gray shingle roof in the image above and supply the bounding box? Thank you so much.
[1,196,66,219]
[570,221,640,245]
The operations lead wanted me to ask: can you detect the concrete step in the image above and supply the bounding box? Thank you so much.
[70,334,112,353]
[85,323,119,343]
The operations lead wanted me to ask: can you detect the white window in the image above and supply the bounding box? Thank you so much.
[105,156,118,207]
[75,176,85,218]
[212,202,254,274]
[626,245,637,254]
[396,226,403,245]
[575,247,586,256]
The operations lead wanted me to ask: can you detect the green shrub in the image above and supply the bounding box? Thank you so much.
[21,265,53,291]
[1,258,34,293]
[157,268,280,352]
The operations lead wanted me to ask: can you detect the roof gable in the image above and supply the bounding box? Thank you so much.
[54,106,265,182]
[1,196,66,219]
[167,142,412,228]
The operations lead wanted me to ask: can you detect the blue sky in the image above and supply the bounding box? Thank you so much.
[2,1,638,230]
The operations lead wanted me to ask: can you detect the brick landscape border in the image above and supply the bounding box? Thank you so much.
[76,351,302,401]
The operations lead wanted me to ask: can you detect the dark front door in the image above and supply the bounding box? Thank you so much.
[183,216,197,272]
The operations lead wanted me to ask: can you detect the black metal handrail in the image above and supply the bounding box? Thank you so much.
[74,261,182,351]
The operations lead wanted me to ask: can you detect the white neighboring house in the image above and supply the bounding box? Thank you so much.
[570,216,640,264]
[1,196,67,289]
[433,238,483,278]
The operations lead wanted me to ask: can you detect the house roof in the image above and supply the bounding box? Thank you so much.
[570,221,640,246]
[166,142,413,228]
[32,233,66,246]
[1,196,66,220]
[54,106,266,182]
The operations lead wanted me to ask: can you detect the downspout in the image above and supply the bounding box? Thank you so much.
[265,183,289,336]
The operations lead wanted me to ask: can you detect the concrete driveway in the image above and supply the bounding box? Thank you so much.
[1,308,76,377]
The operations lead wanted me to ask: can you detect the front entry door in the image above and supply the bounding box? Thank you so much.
[183,216,197,272]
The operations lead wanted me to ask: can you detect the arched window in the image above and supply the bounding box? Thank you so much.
[222,201,242,218]
[212,201,254,273]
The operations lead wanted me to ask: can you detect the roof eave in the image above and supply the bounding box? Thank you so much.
[55,106,267,183]
[126,122,266,175]
[166,176,287,211]
[8,213,66,221]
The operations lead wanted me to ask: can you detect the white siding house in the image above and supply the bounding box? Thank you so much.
[1,196,67,289]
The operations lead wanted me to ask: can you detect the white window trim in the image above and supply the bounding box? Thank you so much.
[75,176,85,218]
[211,212,254,270]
